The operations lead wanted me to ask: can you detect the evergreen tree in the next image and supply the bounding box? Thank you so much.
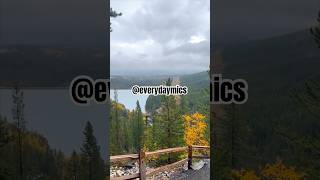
[293,80,320,119]
[110,92,137,154]
[123,117,132,153]
[110,90,118,154]
[267,11,320,178]
[144,121,156,151]
[64,150,80,180]
[155,78,184,163]
[12,86,26,180]
[132,101,144,151]
[213,103,249,178]
[276,80,320,178]
[0,117,8,148]
[0,117,11,179]
[114,90,120,151]
[54,150,65,179]
[110,8,122,32]
[110,8,122,17]
[80,121,105,180]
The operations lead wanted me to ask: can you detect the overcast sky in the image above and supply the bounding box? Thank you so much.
[214,0,320,44]
[0,0,107,47]
[110,0,210,76]
[1,0,319,75]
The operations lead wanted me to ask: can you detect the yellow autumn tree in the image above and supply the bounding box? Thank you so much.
[232,160,305,180]
[261,159,305,180]
[183,112,208,146]
[232,169,260,180]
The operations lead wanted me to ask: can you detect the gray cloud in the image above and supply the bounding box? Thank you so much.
[111,0,210,76]
[0,0,107,47]
[213,0,320,44]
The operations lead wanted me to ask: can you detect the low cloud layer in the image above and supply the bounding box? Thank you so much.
[0,0,107,47]
[111,0,210,76]
[214,0,320,44]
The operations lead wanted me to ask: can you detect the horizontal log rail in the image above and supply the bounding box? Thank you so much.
[110,145,209,180]
[145,146,188,157]
[110,154,139,162]
[192,145,210,150]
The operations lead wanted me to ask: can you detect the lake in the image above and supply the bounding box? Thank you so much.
[0,89,149,157]
[0,89,108,157]
[110,89,149,113]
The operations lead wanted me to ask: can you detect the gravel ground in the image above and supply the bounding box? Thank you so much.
[111,160,210,180]
[170,160,210,180]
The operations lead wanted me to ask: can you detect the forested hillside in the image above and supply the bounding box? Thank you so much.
[0,117,106,179]
[212,29,320,179]
[0,109,105,179]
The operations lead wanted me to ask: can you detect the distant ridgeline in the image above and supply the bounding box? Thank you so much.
[0,45,107,87]
[110,75,167,89]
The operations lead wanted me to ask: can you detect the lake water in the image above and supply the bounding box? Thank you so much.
[0,89,149,157]
[0,89,108,157]
[110,89,149,113]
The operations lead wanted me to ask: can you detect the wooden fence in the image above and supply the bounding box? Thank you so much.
[110,145,210,180]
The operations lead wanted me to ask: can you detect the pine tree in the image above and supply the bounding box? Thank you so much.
[0,117,11,179]
[144,114,159,151]
[64,150,80,180]
[293,80,320,119]
[114,90,121,152]
[212,103,249,178]
[80,121,105,180]
[281,80,320,178]
[110,8,122,32]
[54,150,65,179]
[132,101,144,152]
[220,104,248,169]
[273,14,320,176]
[12,86,26,180]
[0,117,8,148]
[110,92,134,154]
[156,78,184,163]
[110,90,122,154]
[210,50,225,179]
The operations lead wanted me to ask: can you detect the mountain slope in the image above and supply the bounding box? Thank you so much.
[216,29,320,170]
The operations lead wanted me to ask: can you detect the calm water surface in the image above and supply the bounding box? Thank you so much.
[0,89,149,156]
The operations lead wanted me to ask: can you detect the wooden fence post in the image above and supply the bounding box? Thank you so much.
[139,149,146,180]
[188,146,192,169]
